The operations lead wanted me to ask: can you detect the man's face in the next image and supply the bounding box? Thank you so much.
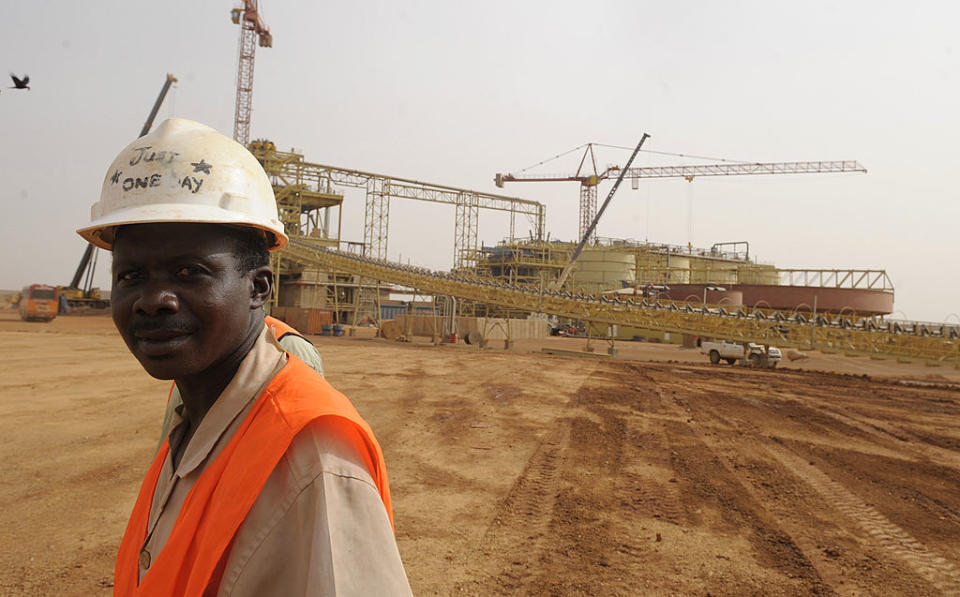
[111,223,259,380]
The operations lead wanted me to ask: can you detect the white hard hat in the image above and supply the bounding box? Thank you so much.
[77,118,288,251]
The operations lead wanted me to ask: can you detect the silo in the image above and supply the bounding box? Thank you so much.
[571,247,635,293]
[737,264,779,285]
[688,255,738,285]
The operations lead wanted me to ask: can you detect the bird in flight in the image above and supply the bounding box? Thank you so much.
[10,73,30,90]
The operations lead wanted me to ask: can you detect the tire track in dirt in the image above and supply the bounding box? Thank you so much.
[652,385,836,595]
[766,444,960,596]
[665,405,895,595]
[465,421,571,594]
[650,367,959,595]
[631,430,686,525]
[791,393,960,471]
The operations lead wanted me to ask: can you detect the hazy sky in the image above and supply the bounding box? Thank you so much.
[2,1,957,321]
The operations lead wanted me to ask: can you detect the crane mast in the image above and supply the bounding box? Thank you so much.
[231,1,272,147]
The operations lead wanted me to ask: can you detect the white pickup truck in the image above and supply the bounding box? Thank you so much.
[699,339,781,368]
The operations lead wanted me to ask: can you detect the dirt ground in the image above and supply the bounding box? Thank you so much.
[2,311,960,596]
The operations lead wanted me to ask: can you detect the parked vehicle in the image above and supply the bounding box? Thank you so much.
[19,284,58,322]
[551,322,585,337]
[698,339,781,368]
[641,283,670,298]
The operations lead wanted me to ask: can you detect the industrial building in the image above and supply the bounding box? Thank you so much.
[469,238,894,316]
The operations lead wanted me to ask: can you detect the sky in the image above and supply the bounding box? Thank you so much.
[2,1,957,322]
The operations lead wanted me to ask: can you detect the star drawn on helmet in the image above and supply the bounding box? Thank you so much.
[190,159,212,175]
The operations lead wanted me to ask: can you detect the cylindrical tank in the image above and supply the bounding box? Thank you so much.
[572,248,635,291]
[737,265,779,285]
[635,252,690,284]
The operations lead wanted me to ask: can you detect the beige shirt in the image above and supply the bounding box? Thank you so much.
[140,326,412,596]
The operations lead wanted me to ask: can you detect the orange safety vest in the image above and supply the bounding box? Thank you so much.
[115,355,392,596]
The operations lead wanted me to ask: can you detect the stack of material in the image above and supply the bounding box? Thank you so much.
[785,349,809,361]
[379,320,404,340]
[271,307,334,335]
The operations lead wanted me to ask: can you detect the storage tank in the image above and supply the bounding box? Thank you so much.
[571,247,635,292]
[635,251,691,284]
[687,255,738,285]
[737,265,779,285]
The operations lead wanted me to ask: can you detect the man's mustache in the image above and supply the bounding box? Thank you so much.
[130,318,196,335]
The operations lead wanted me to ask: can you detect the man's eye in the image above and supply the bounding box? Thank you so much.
[175,266,202,277]
[117,271,140,282]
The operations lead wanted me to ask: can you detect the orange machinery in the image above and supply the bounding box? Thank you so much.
[18,284,58,322]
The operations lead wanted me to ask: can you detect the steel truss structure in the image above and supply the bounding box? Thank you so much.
[579,185,597,243]
[231,1,272,147]
[775,269,893,291]
[619,160,867,180]
[251,147,546,268]
[280,238,960,364]
[498,152,867,242]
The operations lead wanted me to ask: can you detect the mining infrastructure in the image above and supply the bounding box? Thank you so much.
[240,139,955,366]
[6,5,959,595]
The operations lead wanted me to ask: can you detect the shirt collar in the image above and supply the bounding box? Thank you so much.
[170,325,286,477]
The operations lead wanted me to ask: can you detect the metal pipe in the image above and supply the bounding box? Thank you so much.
[140,73,178,138]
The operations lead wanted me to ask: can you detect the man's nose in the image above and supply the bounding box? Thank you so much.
[134,279,179,315]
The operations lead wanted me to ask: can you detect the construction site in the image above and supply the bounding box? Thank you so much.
[3,2,960,596]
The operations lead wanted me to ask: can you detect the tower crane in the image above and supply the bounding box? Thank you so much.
[230,1,272,147]
[495,144,867,243]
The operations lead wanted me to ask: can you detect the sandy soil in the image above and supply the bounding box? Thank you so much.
[2,311,959,596]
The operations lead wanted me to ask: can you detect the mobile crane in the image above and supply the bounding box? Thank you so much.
[59,74,177,312]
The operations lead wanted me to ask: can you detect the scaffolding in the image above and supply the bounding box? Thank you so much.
[250,145,546,269]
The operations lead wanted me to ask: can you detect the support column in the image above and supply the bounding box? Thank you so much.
[363,178,390,260]
[579,183,597,243]
[454,192,479,269]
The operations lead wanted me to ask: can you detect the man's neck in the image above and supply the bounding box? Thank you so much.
[176,316,264,431]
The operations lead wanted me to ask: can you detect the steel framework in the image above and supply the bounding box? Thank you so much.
[454,193,479,269]
[775,269,894,291]
[620,160,867,180]
[250,147,546,268]
[497,147,867,241]
[578,185,597,243]
[231,1,272,147]
[280,239,960,364]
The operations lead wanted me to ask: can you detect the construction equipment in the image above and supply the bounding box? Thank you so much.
[555,134,649,289]
[61,73,178,312]
[495,145,867,243]
[231,1,272,147]
[19,284,58,322]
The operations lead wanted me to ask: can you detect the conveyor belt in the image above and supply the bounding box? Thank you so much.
[281,239,960,364]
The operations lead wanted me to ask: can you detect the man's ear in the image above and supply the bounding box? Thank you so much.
[249,266,274,310]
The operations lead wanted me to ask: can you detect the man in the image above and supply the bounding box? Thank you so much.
[78,118,412,595]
